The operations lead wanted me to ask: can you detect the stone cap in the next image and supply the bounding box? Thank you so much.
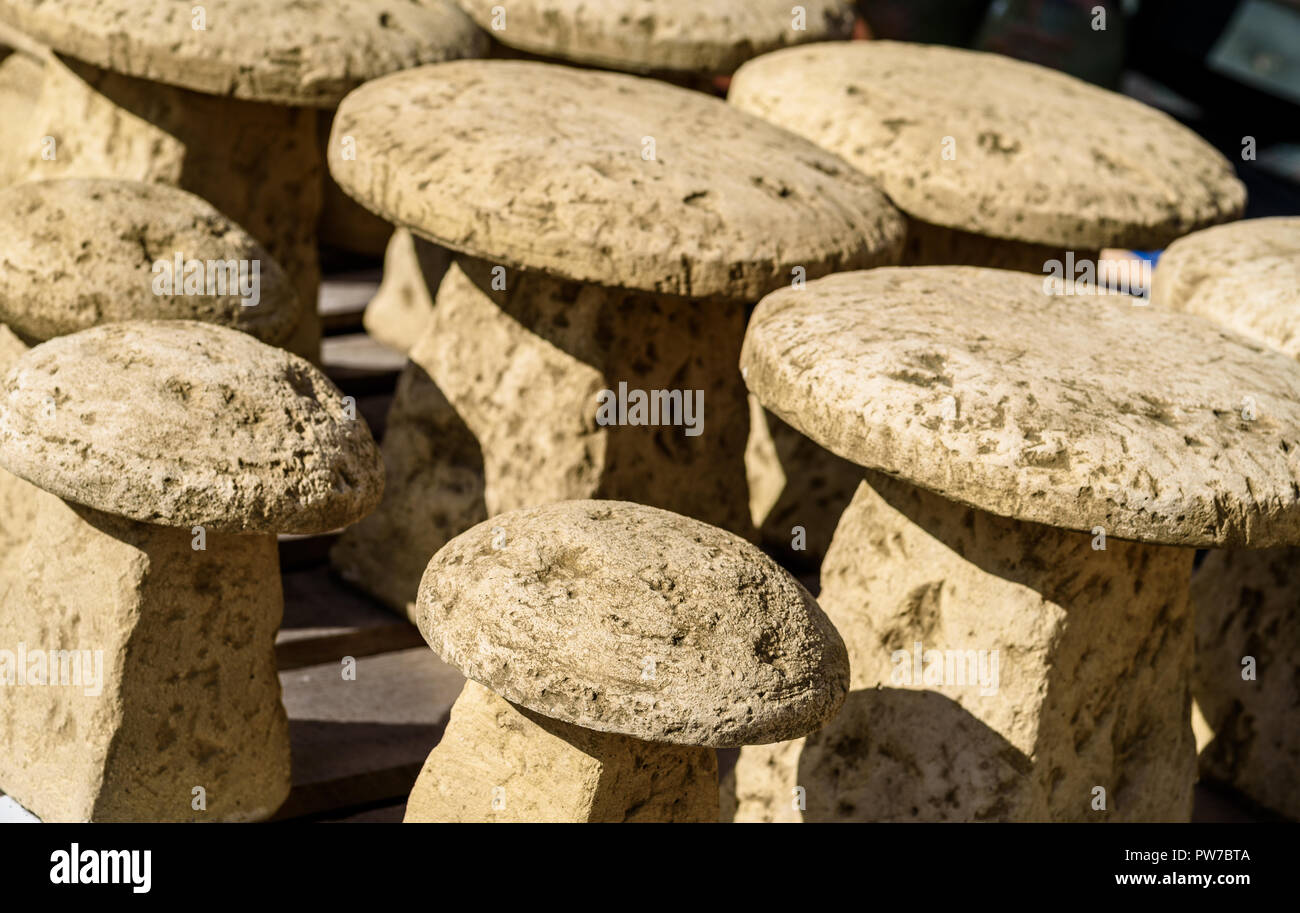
[0,0,488,106]
[416,500,850,747]
[740,266,1300,548]
[0,320,384,534]
[0,179,301,346]
[729,41,1245,250]
[1153,217,1300,360]
[329,60,904,301]
[454,0,855,75]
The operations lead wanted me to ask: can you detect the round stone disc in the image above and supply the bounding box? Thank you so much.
[1153,217,1300,360]
[0,179,300,345]
[329,60,905,301]
[0,321,384,534]
[0,0,487,106]
[454,0,855,74]
[741,266,1300,548]
[416,500,850,747]
[729,41,1245,249]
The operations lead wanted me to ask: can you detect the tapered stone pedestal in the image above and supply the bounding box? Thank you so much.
[0,491,289,822]
[901,216,1099,273]
[730,474,1197,822]
[360,228,449,354]
[26,55,322,359]
[333,257,751,619]
[1193,547,1300,819]
[406,681,718,823]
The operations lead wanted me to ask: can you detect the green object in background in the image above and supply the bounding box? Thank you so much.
[974,0,1127,88]
[1208,0,1300,105]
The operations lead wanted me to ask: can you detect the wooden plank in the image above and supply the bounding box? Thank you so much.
[274,647,465,821]
[318,269,381,335]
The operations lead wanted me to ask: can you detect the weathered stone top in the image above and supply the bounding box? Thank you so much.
[0,179,300,345]
[416,500,850,746]
[0,0,487,106]
[453,0,855,75]
[740,266,1300,548]
[330,60,904,300]
[1153,217,1300,360]
[729,42,1245,249]
[0,321,384,534]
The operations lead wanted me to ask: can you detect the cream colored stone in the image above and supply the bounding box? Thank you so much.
[335,256,751,617]
[0,496,289,822]
[0,44,41,188]
[741,267,1300,548]
[329,60,905,300]
[745,394,862,570]
[0,321,383,534]
[360,228,448,354]
[416,499,849,746]
[730,475,1197,822]
[729,41,1245,249]
[1153,217,1300,359]
[0,0,487,106]
[453,0,854,74]
[26,54,323,360]
[1192,547,1300,820]
[0,178,300,345]
[405,681,718,823]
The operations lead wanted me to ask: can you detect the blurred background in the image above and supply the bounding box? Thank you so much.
[856,0,1300,223]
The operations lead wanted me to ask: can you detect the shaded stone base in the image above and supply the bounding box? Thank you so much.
[361,229,449,354]
[729,473,1195,822]
[333,256,751,618]
[0,493,289,822]
[901,215,1098,275]
[25,55,322,361]
[405,681,718,822]
[1193,547,1300,820]
[745,394,863,573]
[317,109,393,258]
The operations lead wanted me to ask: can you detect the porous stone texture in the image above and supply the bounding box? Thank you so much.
[328,60,905,300]
[745,394,862,571]
[0,496,289,822]
[0,0,487,106]
[333,256,751,616]
[416,499,849,746]
[0,321,383,534]
[0,325,30,559]
[329,346,487,621]
[902,215,1100,274]
[22,54,323,360]
[0,178,300,345]
[405,681,718,823]
[729,474,1197,822]
[729,41,1245,249]
[741,267,1300,548]
[453,0,854,74]
[360,228,449,354]
[1192,547,1300,819]
[1152,217,1300,359]
[0,44,42,187]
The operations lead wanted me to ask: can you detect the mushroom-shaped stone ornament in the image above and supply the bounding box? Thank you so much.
[405,500,849,822]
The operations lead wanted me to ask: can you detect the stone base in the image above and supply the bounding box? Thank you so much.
[901,215,1098,275]
[0,46,43,188]
[333,256,751,618]
[745,394,863,573]
[0,490,289,822]
[317,110,393,258]
[729,473,1196,822]
[25,55,322,361]
[361,228,449,354]
[405,681,718,822]
[1193,547,1300,820]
